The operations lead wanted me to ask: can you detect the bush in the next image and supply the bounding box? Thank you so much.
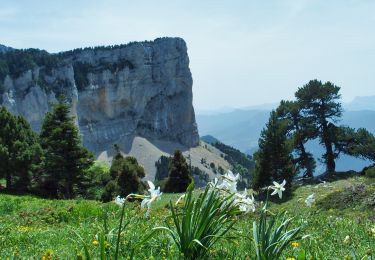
[101,153,145,201]
[365,166,375,178]
[318,184,375,210]
[82,161,111,200]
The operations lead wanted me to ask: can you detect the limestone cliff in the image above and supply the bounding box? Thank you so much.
[0,37,199,153]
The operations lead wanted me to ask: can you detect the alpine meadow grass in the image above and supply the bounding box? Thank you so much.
[0,175,375,259]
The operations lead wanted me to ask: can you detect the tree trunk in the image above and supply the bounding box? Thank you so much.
[65,180,73,199]
[6,172,12,190]
[321,120,336,176]
[324,140,336,175]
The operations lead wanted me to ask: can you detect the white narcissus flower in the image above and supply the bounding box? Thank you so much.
[235,188,248,199]
[270,179,286,199]
[222,170,240,183]
[233,189,256,213]
[305,193,315,207]
[114,195,125,206]
[141,181,163,209]
[218,170,240,193]
[218,180,237,193]
[238,194,256,213]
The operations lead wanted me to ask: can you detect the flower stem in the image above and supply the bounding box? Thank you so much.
[115,194,131,260]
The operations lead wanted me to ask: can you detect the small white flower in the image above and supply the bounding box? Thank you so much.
[222,170,240,183]
[141,181,162,209]
[218,170,240,193]
[114,195,125,206]
[305,193,315,207]
[343,235,351,244]
[270,179,286,199]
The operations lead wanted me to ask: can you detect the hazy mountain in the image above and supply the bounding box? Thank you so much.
[344,95,375,111]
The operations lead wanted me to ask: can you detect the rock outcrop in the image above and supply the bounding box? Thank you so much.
[0,37,199,153]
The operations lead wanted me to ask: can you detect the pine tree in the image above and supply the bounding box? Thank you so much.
[0,107,41,191]
[253,111,295,192]
[295,80,342,176]
[12,116,42,190]
[39,97,94,198]
[164,150,192,193]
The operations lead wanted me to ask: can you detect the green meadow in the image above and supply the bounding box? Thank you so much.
[1,175,374,259]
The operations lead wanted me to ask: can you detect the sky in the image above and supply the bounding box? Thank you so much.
[1,0,375,111]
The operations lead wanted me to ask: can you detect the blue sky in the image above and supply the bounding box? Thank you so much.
[1,0,375,110]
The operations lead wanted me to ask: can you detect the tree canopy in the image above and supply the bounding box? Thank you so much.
[39,97,94,198]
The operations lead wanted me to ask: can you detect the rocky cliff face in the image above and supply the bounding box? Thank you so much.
[0,37,199,153]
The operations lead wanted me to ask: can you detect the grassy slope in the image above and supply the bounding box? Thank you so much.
[1,176,375,259]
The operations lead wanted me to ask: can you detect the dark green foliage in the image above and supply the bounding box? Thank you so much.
[164,150,192,193]
[154,155,171,181]
[253,111,296,191]
[116,156,145,197]
[295,80,343,175]
[276,100,317,178]
[336,127,375,162]
[0,106,42,191]
[39,97,94,199]
[364,166,375,178]
[101,153,145,201]
[101,180,119,203]
[158,182,239,259]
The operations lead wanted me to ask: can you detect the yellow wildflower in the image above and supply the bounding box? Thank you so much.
[41,250,53,260]
[92,240,99,246]
[17,226,33,233]
[290,241,299,248]
[287,258,296,260]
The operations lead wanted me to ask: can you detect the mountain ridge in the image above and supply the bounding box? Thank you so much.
[0,37,199,154]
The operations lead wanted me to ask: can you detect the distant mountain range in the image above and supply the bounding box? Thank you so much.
[197,96,375,172]
[344,95,375,111]
[0,44,13,53]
